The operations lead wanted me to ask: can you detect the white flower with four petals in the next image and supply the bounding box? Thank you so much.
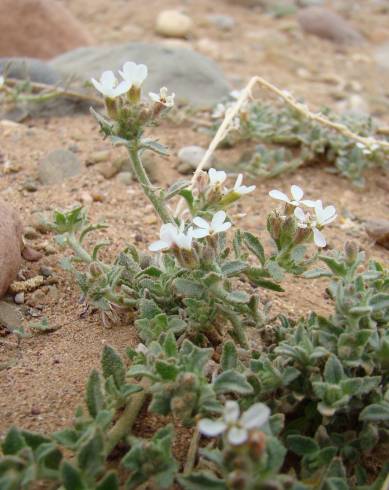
[234,174,256,195]
[149,223,193,252]
[294,200,337,248]
[192,211,232,238]
[149,86,175,107]
[0,75,4,88]
[208,168,227,186]
[119,62,148,89]
[91,71,130,98]
[269,185,316,208]
[199,400,270,445]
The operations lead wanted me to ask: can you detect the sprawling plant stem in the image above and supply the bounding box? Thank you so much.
[129,147,173,224]
[106,377,150,453]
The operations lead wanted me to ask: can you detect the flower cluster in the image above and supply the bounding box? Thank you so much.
[269,184,337,247]
[199,400,270,445]
[91,62,148,99]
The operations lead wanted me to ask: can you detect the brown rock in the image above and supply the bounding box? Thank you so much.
[365,220,389,250]
[0,0,93,59]
[0,200,23,298]
[298,7,363,45]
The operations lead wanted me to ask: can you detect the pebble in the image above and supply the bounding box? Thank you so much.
[0,301,22,331]
[177,146,211,171]
[98,159,124,179]
[118,171,133,186]
[298,7,364,45]
[155,10,192,38]
[207,14,235,31]
[195,38,221,58]
[26,289,47,307]
[39,265,53,277]
[24,227,40,240]
[365,220,389,250]
[14,292,25,304]
[38,149,82,185]
[85,150,110,166]
[22,246,43,262]
[22,179,39,192]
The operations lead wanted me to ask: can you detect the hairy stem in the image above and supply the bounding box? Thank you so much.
[129,147,173,224]
[184,425,200,475]
[218,305,248,349]
[106,377,150,453]
[67,233,93,263]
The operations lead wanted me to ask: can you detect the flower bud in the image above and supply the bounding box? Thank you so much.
[228,471,247,490]
[248,429,266,459]
[267,211,282,240]
[181,372,197,389]
[345,241,358,264]
[89,261,104,277]
[293,226,312,245]
[193,170,209,195]
[104,97,118,119]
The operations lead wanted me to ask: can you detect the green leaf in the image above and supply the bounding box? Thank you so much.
[165,180,191,201]
[155,361,179,380]
[267,260,284,282]
[86,369,105,418]
[179,189,194,211]
[2,427,25,455]
[221,341,237,371]
[178,472,227,490]
[303,268,332,279]
[101,346,126,389]
[360,402,389,422]
[226,290,250,304]
[52,429,79,449]
[243,232,265,265]
[287,435,319,455]
[96,471,119,490]
[174,278,204,298]
[61,461,87,490]
[324,356,344,384]
[319,256,347,277]
[221,260,247,277]
[77,430,105,477]
[246,268,284,291]
[30,317,60,333]
[213,370,253,395]
[369,293,389,311]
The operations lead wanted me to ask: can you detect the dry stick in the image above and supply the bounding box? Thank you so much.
[4,78,103,105]
[174,75,389,218]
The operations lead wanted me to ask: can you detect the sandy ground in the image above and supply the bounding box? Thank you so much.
[0,0,388,473]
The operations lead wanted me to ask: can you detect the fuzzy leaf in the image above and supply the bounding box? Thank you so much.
[86,369,105,418]
[243,232,265,265]
[178,472,226,490]
[324,356,344,384]
[287,435,319,455]
[221,260,247,277]
[2,427,25,455]
[165,180,191,201]
[213,370,253,395]
[101,346,126,389]
[360,402,389,422]
[174,278,204,298]
[77,430,105,477]
[96,471,120,490]
[61,461,87,490]
[221,341,238,371]
[226,290,250,304]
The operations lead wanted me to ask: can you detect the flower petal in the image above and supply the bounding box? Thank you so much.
[269,190,289,202]
[160,223,178,243]
[291,185,303,202]
[100,70,116,86]
[211,211,227,228]
[193,217,209,229]
[224,401,240,423]
[198,419,226,437]
[301,199,319,208]
[192,228,209,239]
[241,403,270,430]
[149,240,169,252]
[313,227,326,248]
[294,207,306,222]
[227,427,248,445]
[216,221,232,233]
[234,174,243,191]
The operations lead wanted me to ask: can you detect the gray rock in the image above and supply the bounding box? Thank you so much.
[0,57,60,85]
[207,14,236,31]
[365,220,389,250]
[50,43,231,108]
[374,43,389,70]
[178,145,210,170]
[38,149,81,185]
[0,301,22,331]
[298,7,364,45]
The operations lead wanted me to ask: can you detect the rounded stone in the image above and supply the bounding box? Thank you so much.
[38,149,81,185]
[155,10,193,38]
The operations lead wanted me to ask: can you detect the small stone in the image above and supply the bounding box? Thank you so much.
[47,285,59,301]
[10,275,45,293]
[22,181,39,192]
[26,289,47,307]
[206,14,235,31]
[177,145,211,170]
[365,220,389,249]
[39,265,53,277]
[155,10,192,38]
[38,149,82,185]
[98,159,124,179]
[24,227,40,240]
[177,162,194,175]
[144,215,157,225]
[86,150,110,166]
[0,301,22,331]
[14,292,25,304]
[298,7,364,45]
[31,407,41,416]
[118,171,133,186]
[195,38,220,58]
[80,191,93,204]
[91,192,105,202]
[22,246,43,262]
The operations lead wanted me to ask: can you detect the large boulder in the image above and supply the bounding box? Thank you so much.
[0,200,23,297]
[50,43,231,108]
[0,0,93,60]
[0,57,60,85]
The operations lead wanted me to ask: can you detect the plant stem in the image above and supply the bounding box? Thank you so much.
[129,147,173,224]
[218,305,249,349]
[106,377,150,453]
[184,425,200,475]
[67,233,93,263]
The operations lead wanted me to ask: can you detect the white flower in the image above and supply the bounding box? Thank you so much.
[149,223,193,252]
[91,70,130,98]
[230,90,243,99]
[314,200,337,227]
[294,200,336,248]
[149,86,175,107]
[212,103,226,119]
[233,174,256,195]
[119,61,148,88]
[199,400,270,446]
[135,343,148,355]
[0,75,4,88]
[208,168,227,186]
[268,185,316,207]
[192,211,231,238]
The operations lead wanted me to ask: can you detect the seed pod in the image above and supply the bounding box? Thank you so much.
[345,241,358,264]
